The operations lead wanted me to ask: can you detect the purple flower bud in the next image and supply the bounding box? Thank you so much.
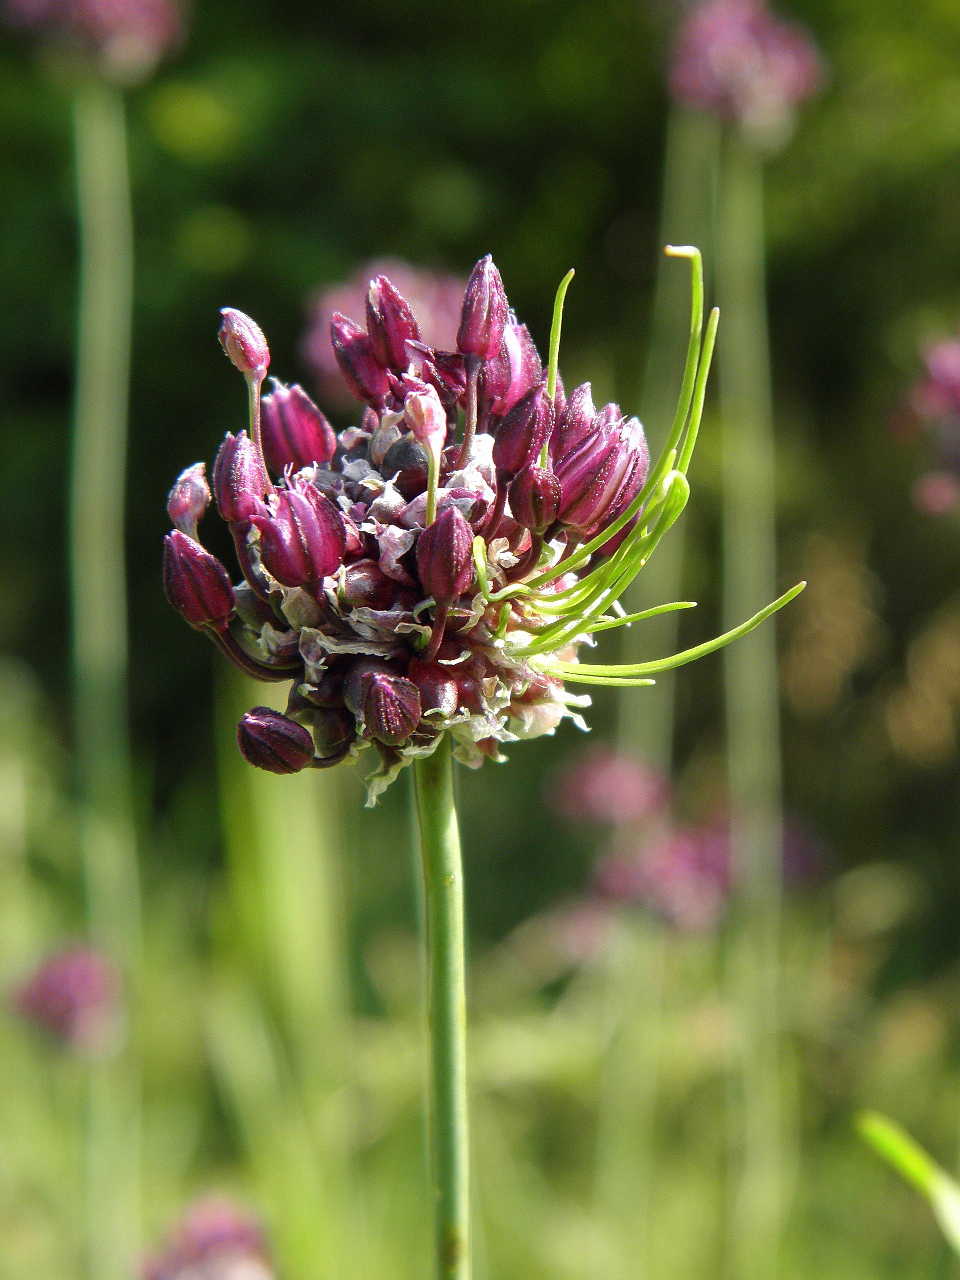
[329,312,390,406]
[550,382,596,459]
[407,657,460,717]
[237,707,315,773]
[343,660,422,746]
[411,345,467,406]
[12,946,120,1056]
[457,255,508,360]
[142,1196,273,1280]
[508,464,561,534]
[492,382,553,477]
[554,409,650,536]
[212,432,269,525]
[416,506,475,604]
[251,479,347,587]
[483,319,543,417]
[219,307,270,377]
[366,275,422,371]
[163,531,235,632]
[166,462,210,538]
[260,382,336,475]
[340,559,401,610]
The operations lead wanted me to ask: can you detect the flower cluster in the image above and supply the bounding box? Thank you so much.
[895,336,960,515]
[164,251,794,801]
[11,945,120,1056]
[4,0,181,81]
[142,1197,273,1280]
[669,0,822,141]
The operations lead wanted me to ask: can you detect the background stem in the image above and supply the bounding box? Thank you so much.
[70,78,142,1280]
[413,737,470,1280]
[717,132,786,1280]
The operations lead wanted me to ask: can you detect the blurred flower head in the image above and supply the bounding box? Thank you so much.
[302,260,466,407]
[143,1196,273,1280]
[596,823,732,932]
[11,945,120,1056]
[547,745,670,826]
[669,0,822,144]
[4,0,182,82]
[898,336,960,515]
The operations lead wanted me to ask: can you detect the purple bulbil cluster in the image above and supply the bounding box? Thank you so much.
[4,0,181,79]
[142,1197,273,1280]
[896,337,960,515]
[669,0,822,138]
[164,258,651,801]
[12,945,120,1056]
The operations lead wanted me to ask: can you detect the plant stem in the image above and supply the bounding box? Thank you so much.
[717,131,785,1280]
[70,77,142,1280]
[413,736,470,1280]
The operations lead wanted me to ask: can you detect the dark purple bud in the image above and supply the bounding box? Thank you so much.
[492,382,553,477]
[484,319,543,417]
[412,346,467,407]
[237,707,315,774]
[311,706,357,758]
[382,435,430,499]
[343,660,422,746]
[163,531,235,632]
[340,559,401,610]
[212,432,269,525]
[508,464,562,534]
[219,308,270,377]
[166,463,210,538]
[407,658,459,717]
[251,479,346,587]
[416,506,475,604]
[329,313,390,406]
[555,411,649,536]
[366,275,422,371]
[550,382,596,459]
[12,947,119,1056]
[457,255,508,360]
[260,382,336,475]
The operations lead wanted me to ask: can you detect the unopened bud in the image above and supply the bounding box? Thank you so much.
[366,276,422,371]
[492,382,553,477]
[550,382,596,459]
[260,382,337,475]
[483,319,543,417]
[343,660,422,746]
[457,255,508,360]
[311,706,357,758]
[416,505,475,604]
[212,432,269,525]
[340,559,400,611]
[407,658,459,717]
[251,480,347,587]
[237,707,316,773]
[166,462,210,538]
[508,464,561,534]
[329,313,390,406]
[404,386,447,465]
[163,531,235,632]
[219,308,270,378]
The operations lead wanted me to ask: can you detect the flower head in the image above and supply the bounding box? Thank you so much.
[897,335,960,516]
[4,0,181,82]
[142,1196,273,1280]
[12,946,120,1056]
[164,250,800,802]
[669,0,822,143]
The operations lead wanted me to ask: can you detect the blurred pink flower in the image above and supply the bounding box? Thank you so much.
[142,1197,274,1280]
[547,746,670,827]
[12,945,120,1056]
[302,259,466,407]
[912,471,960,516]
[669,0,822,138]
[4,0,182,80]
[597,823,731,932]
[897,336,960,515]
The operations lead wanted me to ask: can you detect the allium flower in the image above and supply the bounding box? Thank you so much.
[597,823,732,932]
[302,260,466,406]
[164,252,799,802]
[142,1197,273,1280]
[547,746,671,826]
[669,0,822,141]
[12,946,120,1056]
[897,336,960,516]
[4,0,182,81]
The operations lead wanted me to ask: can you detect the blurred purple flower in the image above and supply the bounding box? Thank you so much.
[12,945,120,1056]
[4,0,182,81]
[896,336,960,515]
[547,746,670,826]
[142,1197,274,1280]
[302,260,466,407]
[669,0,822,139]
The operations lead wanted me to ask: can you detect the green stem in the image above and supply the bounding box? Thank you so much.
[717,131,786,1280]
[413,737,470,1280]
[70,78,142,1280]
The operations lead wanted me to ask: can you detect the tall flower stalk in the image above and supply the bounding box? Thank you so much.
[163,250,801,1279]
[669,3,822,1275]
